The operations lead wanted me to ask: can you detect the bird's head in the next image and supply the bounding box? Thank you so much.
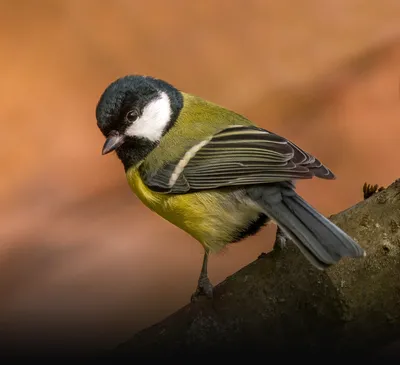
[96,75,183,168]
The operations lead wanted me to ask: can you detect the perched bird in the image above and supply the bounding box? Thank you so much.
[96,75,365,301]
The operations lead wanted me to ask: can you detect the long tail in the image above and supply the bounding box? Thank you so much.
[247,184,366,269]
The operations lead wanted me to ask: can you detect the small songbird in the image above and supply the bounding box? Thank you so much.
[96,75,365,301]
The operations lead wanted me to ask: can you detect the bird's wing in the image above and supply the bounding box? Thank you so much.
[140,125,335,194]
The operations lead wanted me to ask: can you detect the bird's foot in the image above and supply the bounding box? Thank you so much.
[363,182,385,200]
[190,275,214,302]
[273,226,288,251]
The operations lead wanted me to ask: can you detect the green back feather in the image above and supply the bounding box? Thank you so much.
[142,93,254,171]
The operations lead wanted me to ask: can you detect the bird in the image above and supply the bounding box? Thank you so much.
[95,75,366,301]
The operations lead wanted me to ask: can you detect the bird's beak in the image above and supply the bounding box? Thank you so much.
[102,131,125,155]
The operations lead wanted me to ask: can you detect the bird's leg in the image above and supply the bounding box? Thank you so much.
[191,249,213,302]
[258,223,288,259]
[273,226,288,251]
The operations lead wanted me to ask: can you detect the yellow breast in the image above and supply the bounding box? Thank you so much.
[125,167,261,252]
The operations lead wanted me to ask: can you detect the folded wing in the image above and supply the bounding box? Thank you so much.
[141,125,335,193]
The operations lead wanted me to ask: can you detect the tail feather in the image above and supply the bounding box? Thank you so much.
[248,185,365,269]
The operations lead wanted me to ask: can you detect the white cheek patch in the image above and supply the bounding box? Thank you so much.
[125,91,172,142]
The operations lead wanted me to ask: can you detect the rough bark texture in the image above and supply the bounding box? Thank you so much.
[112,179,400,361]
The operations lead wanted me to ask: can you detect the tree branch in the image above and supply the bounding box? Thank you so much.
[112,178,400,360]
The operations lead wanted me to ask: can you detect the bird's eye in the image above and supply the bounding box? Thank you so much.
[126,110,138,122]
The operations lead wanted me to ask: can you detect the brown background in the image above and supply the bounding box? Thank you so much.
[1,0,399,354]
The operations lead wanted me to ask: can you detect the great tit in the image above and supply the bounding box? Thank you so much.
[96,75,365,301]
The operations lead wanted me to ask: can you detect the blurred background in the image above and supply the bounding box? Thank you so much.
[1,0,399,356]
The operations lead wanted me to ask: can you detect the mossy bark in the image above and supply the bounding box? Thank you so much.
[112,179,400,360]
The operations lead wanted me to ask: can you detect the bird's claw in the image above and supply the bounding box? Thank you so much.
[273,226,288,251]
[191,275,214,302]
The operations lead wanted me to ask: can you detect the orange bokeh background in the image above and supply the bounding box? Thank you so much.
[1,0,399,354]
